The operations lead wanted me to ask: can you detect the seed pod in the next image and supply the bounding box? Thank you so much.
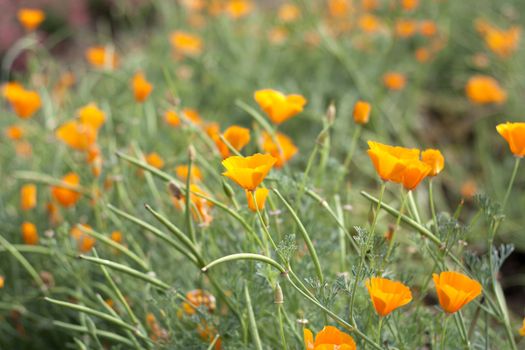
[274,283,284,304]
[168,181,183,199]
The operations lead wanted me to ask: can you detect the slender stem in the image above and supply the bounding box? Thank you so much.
[441,315,449,350]
[277,304,287,350]
[429,179,439,233]
[382,189,408,269]
[407,190,421,224]
[377,316,384,344]
[502,157,521,211]
[244,284,263,350]
[342,125,362,175]
[185,149,196,243]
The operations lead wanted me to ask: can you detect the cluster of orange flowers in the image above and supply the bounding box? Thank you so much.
[304,272,482,349]
[367,141,444,190]
[476,19,521,58]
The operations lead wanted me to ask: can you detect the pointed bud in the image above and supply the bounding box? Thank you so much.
[274,283,284,304]
[168,181,183,199]
[326,102,336,124]
[188,145,196,161]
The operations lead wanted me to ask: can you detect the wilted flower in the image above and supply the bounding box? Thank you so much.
[246,187,269,211]
[51,173,82,207]
[254,89,307,125]
[21,184,37,211]
[170,31,203,56]
[17,8,45,31]
[353,100,372,124]
[496,122,525,157]
[366,277,412,316]
[465,75,506,105]
[21,222,39,245]
[85,46,119,69]
[222,153,276,191]
[433,271,482,313]
[304,326,356,350]
[260,131,298,168]
[132,72,153,103]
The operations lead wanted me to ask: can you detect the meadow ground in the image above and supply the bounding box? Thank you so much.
[1,1,525,349]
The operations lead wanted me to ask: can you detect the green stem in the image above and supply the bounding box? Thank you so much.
[244,284,263,350]
[429,179,439,234]
[342,125,362,174]
[382,189,408,269]
[502,157,521,211]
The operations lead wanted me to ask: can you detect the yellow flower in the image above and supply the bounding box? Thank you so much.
[433,271,482,313]
[222,153,276,191]
[21,184,37,211]
[170,31,203,56]
[353,100,372,124]
[246,187,269,211]
[217,125,251,158]
[21,222,39,245]
[496,122,525,157]
[304,326,356,350]
[78,103,105,130]
[421,149,445,176]
[225,0,253,19]
[465,75,506,105]
[254,89,307,125]
[366,277,413,316]
[260,131,298,168]
[55,121,97,151]
[132,72,153,103]
[17,8,45,31]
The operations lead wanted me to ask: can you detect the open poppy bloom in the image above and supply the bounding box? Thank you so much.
[422,149,445,176]
[246,187,269,211]
[176,165,203,182]
[213,125,251,158]
[366,277,413,316]
[399,160,432,190]
[353,100,372,124]
[278,3,301,22]
[183,108,204,125]
[395,19,417,38]
[5,125,24,140]
[3,82,41,119]
[51,173,82,207]
[56,121,97,151]
[21,222,39,245]
[164,110,181,127]
[222,153,276,191]
[304,326,356,350]
[465,75,506,105]
[85,46,119,69]
[17,8,45,31]
[254,89,307,125]
[21,184,37,211]
[367,141,418,182]
[110,231,123,244]
[476,20,521,58]
[170,31,203,56]
[496,122,525,157]
[383,72,406,91]
[225,0,253,19]
[132,72,153,102]
[146,152,165,169]
[432,271,482,313]
[78,103,105,130]
[260,131,298,168]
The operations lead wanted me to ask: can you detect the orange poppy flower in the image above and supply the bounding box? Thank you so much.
[358,14,382,33]
[401,0,418,11]
[164,110,181,127]
[395,19,417,38]
[182,289,217,315]
[78,235,96,253]
[146,152,165,169]
[176,165,203,182]
[268,27,289,45]
[17,8,45,31]
[246,187,269,211]
[465,75,506,105]
[183,108,204,125]
[433,271,482,313]
[85,46,119,69]
[519,318,525,336]
[496,122,525,157]
[21,184,37,211]
[421,149,445,176]
[21,222,39,245]
[70,224,92,239]
[328,0,351,18]
[111,231,123,244]
[170,31,203,56]
[55,121,97,151]
[132,72,153,103]
[51,173,82,207]
[362,0,379,11]
[383,72,406,91]
[254,89,307,125]
[173,184,214,226]
[0,276,4,288]
[353,100,372,124]
[5,125,24,140]
[198,322,222,350]
[419,20,438,37]
[225,0,253,19]
[461,180,477,200]
[398,160,432,190]
[3,83,41,119]
[215,125,251,158]
[304,326,356,350]
[476,21,521,58]
[415,47,431,63]
[78,103,105,130]
[278,3,301,22]
[366,277,412,316]
[367,141,419,182]
[260,131,298,168]
[222,153,276,191]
